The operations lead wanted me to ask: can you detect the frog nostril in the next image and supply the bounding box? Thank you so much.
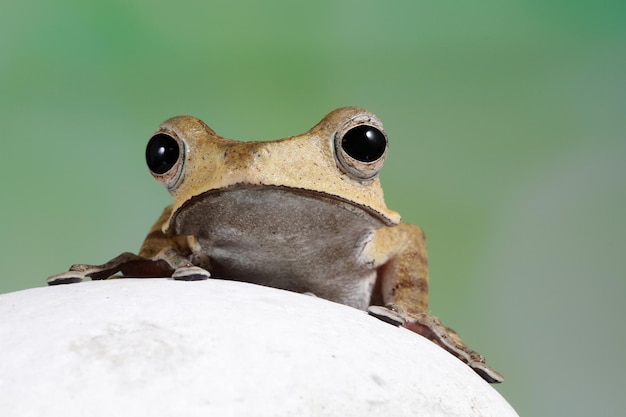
[341,125,387,163]
[146,133,180,175]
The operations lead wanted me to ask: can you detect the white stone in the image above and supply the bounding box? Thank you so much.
[0,279,518,417]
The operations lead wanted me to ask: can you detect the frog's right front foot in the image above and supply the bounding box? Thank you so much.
[47,252,212,285]
[46,252,178,286]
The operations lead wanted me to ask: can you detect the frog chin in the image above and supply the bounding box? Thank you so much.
[163,184,388,309]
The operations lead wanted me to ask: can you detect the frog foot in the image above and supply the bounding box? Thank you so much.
[368,304,504,384]
[403,314,504,383]
[47,252,175,285]
[171,266,211,281]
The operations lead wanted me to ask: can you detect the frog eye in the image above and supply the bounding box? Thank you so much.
[146,132,185,189]
[341,125,387,163]
[334,120,388,180]
[146,133,180,174]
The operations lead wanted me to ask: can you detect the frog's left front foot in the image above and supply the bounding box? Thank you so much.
[368,305,504,384]
[403,314,504,384]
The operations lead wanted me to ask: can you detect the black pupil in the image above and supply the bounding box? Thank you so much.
[146,133,180,174]
[341,125,386,162]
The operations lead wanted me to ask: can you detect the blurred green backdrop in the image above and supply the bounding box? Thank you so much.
[1,0,624,415]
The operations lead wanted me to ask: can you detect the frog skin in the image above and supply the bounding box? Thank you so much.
[47,106,503,383]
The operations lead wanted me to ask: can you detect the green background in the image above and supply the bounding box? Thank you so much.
[1,1,624,415]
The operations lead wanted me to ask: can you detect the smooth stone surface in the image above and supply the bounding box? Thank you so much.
[0,279,518,417]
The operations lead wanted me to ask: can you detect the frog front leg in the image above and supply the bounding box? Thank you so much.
[366,223,504,383]
[47,207,211,285]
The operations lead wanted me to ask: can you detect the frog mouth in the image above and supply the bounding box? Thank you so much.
[166,183,395,236]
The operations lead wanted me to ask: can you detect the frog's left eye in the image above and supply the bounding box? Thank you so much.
[146,132,185,190]
[334,120,388,180]
[341,125,387,163]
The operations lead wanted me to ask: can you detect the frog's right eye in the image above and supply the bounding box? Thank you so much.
[146,132,185,190]
[146,133,179,174]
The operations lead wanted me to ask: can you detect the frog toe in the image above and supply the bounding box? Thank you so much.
[367,305,406,326]
[470,362,504,384]
[46,271,84,285]
[172,266,211,281]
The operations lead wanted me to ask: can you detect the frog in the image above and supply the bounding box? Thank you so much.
[47,106,503,383]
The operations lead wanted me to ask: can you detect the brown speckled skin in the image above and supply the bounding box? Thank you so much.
[47,107,502,383]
